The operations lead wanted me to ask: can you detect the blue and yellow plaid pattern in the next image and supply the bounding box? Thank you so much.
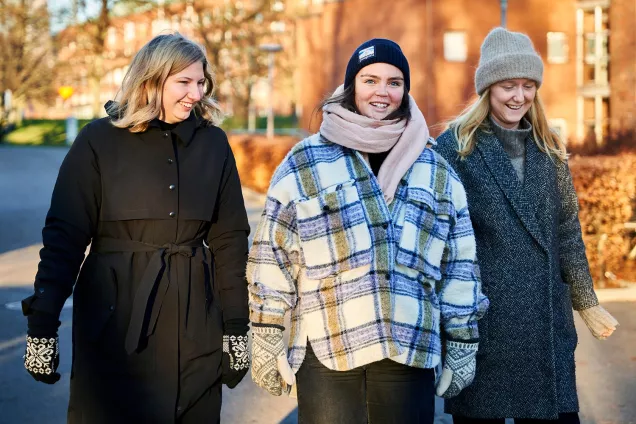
[248,134,488,372]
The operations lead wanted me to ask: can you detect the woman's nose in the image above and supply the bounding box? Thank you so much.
[189,85,202,101]
[375,84,388,96]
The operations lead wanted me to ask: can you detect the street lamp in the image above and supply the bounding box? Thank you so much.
[259,43,282,139]
[500,0,508,28]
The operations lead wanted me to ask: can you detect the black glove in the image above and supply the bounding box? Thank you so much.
[24,311,61,384]
[222,319,250,389]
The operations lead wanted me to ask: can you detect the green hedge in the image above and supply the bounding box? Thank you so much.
[221,115,299,132]
[2,119,92,146]
[2,115,299,145]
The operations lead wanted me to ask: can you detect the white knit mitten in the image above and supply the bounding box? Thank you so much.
[436,341,478,399]
[251,326,296,396]
[578,305,619,340]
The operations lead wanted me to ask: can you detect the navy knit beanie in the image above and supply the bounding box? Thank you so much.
[344,38,410,92]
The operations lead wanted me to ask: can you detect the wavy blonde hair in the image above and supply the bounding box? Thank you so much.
[108,32,223,132]
[447,88,567,162]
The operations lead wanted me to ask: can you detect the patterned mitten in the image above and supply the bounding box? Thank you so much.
[251,326,295,396]
[24,335,61,384]
[436,341,478,399]
[24,310,61,384]
[222,333,250,388]
[579,305,619,340]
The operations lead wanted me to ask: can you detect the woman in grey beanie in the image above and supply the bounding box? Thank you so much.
[434,27,618,423]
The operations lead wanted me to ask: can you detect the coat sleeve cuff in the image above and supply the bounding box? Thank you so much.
[223,318,250,335]
[571,287,599,311]
[444,316,480,342]
[21,292,66,317]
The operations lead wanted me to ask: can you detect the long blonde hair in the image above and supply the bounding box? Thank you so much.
[108,32,223,132]
[448,88,567,162]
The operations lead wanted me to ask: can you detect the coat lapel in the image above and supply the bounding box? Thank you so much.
[475,130,548,252]
[522,135,553,211]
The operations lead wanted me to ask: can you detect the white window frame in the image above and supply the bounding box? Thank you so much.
[124,22,135,42]
[443,31,467,63]
[547,32,569,64]
[549,118,569,143]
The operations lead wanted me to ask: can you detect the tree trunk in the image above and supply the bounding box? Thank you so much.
[90,55,103,118]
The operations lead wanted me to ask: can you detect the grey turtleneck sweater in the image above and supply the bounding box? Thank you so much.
[489,116,533,184]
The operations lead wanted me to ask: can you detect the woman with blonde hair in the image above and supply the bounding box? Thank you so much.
[21,33,250,423]
[434,27,619,423]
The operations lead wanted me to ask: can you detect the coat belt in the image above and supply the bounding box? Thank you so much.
[91,237,207,355]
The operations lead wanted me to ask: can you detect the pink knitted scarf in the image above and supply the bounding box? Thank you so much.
[319,85,431,203]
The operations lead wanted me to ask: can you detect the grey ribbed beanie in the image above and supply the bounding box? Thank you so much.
[475,27,544,95]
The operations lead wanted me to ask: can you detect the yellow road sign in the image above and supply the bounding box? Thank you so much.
[58,86,74,100]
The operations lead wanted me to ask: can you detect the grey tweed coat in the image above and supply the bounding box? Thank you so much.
[434,127,599,420]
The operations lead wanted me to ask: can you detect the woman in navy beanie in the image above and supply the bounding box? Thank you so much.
[248,38,488,423]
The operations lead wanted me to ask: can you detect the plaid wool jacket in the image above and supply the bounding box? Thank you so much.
[247,134,489,372]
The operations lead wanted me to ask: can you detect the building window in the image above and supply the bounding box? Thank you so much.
[584,32,609,63]
[443,31,467,62]
[124,22,135,42]
[114,68,124,85]
[171,15,180,31]
[270,21,285,33]
[547,32,568,64]
[550,118,568,142]
[107,27,117,47]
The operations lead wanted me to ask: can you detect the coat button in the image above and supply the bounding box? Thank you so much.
[163,132,169,138]
[167,158,174,164]
[109,305,115,311]
[382,222,389,229]
[38,288,45,294]
[169,184,176,191]
[169,212,176,218]
[176,406,183,413]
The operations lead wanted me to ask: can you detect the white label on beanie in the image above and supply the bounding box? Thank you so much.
[359,46,375,62]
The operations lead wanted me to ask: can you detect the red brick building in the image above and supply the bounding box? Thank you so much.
[54,0,295,120]
[295,0,636,145]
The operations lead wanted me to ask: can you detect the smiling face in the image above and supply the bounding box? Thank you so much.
[354,62,405,120]
[160,61,205,124]
[489,78,537,129]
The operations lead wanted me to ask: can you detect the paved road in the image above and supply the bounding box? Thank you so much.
[1,145,634,424]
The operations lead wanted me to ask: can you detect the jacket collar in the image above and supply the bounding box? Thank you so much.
[147,113,201,147]
[475,129,549,252]
[104,100,203,147]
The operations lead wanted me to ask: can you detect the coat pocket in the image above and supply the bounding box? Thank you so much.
[296,181,372,280]
[72,254,118,343]
[396,187,454,281]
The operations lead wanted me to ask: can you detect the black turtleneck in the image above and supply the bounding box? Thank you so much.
[368,150,391,176]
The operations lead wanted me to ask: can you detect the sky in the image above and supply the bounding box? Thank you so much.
[47,0,104,33]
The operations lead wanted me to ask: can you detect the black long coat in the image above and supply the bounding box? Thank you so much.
[434,128,598,419]
[24,114,250,423]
